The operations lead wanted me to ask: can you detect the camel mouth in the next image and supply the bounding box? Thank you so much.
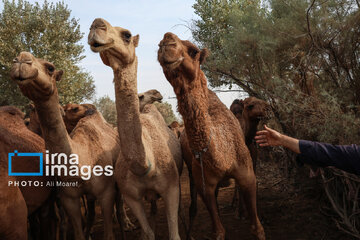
[12,71,38,83]
[90,39,114,52]
[161,57,184,69]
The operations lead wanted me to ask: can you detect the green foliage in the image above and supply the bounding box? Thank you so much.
[192,0,360,236]
[192,0,360,144]
[94,95,117,127]
[154,101,178,125]
[0,0,95,107]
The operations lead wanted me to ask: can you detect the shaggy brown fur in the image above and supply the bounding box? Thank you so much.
[0,106,51,214]
[88,18,182,240]
[138,89,163,112]
[158,32,265,240]
[11,52,123,240]
[0,163,27,240]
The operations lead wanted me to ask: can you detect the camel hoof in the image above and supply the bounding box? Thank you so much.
[123,218,137,231]
[251,224,266,240]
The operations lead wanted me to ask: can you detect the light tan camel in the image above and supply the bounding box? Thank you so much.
[88,18,183,240]
[62,102,135,233]
[158,33,265,240]
[0,163,28,240]
[138,89,163,112]
[11,52,121,240]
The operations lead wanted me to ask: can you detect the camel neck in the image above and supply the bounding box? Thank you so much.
[243,117,259,146]
[34,92,72,155]
[113,58,149,176]
[175,73,211,152]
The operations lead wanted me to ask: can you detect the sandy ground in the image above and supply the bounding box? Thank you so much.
[90,160,354,240]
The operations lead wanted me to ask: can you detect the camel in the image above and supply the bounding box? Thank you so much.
[62,102,135,232]
[138,89,163,112]
[88,18,183,240]
[0,163,28,240]
[0,106,57,239]
[230,97,270,171]
[230,97,270,218]
[26,103,42,136]
[11,52,122,240]
[26,103,65,137]
[63,103,97,133]
[168,121,184,139]
[158,32,265,240]
[0,106,52,214]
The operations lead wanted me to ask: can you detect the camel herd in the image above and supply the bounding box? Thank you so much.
[0,18,271,240]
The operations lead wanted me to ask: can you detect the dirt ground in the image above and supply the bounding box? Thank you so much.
[90,160,354,240]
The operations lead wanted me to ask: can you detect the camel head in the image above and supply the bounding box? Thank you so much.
[230,99,245,120]
[63,103,96,133]
[11,52,63,101]
[242,97,271,122]
[138,89,163,111]
[158,32,209,83]
[88,18,139,69]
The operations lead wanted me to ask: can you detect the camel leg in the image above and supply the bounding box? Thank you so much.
[99,188,115,240]
[150,200,157,232]
[85,196,95,240]
[235,171,265,240]
[187,166,197,240]
[192,164,225,240]
[123,195,155,240]
[60,196,85,240]
[161,184,180,240]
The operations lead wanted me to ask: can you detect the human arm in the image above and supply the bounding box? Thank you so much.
[255,125,300,154]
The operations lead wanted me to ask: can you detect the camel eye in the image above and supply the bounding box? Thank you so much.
[72,107,79,112]
[247,105,254,110]
[47,65,55,73]
[123,31,132,42]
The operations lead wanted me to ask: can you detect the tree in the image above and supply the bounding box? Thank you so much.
[94,95,117,127]
[0,0,95,107]
[192,0,360,237]
[94,96,178,127]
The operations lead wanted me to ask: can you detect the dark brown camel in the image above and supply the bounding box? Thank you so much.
[158,32,265,240]
[230,97,270,218]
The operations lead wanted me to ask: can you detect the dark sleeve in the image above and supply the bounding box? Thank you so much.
[297,140,360,175]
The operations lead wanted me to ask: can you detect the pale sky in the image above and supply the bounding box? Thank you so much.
[0,0,247,115]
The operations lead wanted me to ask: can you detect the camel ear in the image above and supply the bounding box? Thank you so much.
[133,34,139,48]
[55,70,63,82]
[100,52,110,66]
[59,106,65,117]
[199,48,209,64]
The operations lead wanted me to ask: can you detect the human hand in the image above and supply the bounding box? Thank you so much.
[255,125,283,147]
